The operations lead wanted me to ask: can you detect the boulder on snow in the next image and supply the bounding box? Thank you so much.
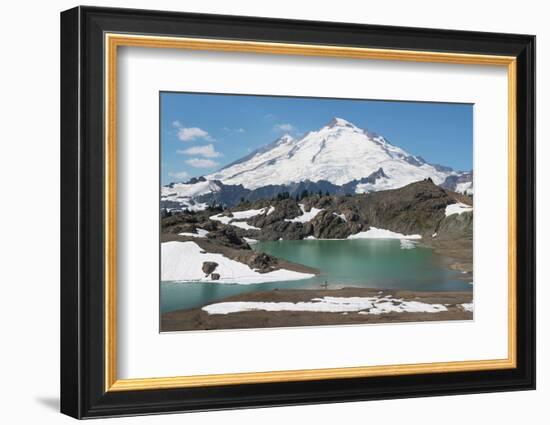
[202,261,218,275]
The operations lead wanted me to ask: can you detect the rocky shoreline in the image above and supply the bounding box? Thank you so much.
[161,287,473,332]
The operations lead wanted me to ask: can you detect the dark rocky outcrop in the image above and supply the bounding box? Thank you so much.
[187,176,207,184]
[254,221,310,241]
[247,252,277,273]
[311,210,364,239]
[206,227,248,248]
[250,200,302,227]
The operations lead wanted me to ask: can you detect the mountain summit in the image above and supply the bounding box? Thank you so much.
[207,118,457,192]
[325,117,358,129]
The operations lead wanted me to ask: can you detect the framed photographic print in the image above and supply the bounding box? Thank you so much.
[60,6,536,419]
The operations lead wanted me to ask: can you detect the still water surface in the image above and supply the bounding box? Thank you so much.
[160,239,471,313]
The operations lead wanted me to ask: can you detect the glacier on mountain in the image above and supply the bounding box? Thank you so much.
[207,117,457,191]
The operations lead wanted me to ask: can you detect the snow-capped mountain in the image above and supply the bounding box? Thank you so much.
[162,117,471,211]
[208,117,456,192]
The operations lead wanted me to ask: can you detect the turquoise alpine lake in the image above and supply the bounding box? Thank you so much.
[160,239,472,314]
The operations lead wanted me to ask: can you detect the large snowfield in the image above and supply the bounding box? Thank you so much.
[161,241,314,284]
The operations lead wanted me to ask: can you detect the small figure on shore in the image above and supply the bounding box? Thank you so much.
[321,281,329,289]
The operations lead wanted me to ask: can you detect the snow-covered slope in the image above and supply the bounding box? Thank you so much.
[207,118,457,192]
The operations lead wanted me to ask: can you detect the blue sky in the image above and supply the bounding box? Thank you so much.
[161,92,472,185]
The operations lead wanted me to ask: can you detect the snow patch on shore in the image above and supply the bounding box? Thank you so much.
[203,295,448,315]
[348,226,421,240]
[445,202,473,217]
[285,204,323,223]
[162,241,314,284]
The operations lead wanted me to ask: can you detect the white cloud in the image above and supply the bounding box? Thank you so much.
[167,171,190,181]
[177,144,222,158]
[177,127,214,142]
[273,123,294,132]
[172,121,214,142]
[185,158,220,168]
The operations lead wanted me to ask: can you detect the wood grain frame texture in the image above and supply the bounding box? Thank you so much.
[60,6,536,419]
